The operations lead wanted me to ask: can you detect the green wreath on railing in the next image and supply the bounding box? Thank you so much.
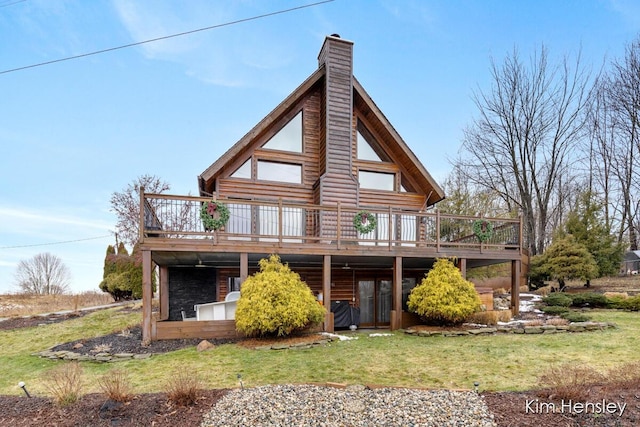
[353,210,377,234]
[473,219,493,243]
[200,200,230,231]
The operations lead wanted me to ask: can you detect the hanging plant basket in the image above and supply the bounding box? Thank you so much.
[200,200,230,231]
[473,219,493,243]
[353,210,377,234]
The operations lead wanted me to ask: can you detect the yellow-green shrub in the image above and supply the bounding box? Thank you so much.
[235,254,326,337]
[407,258,482,325]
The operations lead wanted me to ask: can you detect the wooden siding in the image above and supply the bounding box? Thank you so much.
[359,190,426,210]
[317,36,358,209]
[153,320,241,340]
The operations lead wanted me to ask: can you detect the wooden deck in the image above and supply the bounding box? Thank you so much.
[139,193,523,263]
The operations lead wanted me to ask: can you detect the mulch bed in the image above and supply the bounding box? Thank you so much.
[2,384,637,426]
[0,390,228,427]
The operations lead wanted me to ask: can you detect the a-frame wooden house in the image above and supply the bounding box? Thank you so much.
[139,35,524,342]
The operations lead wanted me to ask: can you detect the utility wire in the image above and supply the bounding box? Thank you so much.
[0,0,26,8]
[0,0,334,75]
[0,234,113,249]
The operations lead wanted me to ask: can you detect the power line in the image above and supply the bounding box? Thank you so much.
[0,234,113,249]
[0,0,335,75]
[0,0,26,8]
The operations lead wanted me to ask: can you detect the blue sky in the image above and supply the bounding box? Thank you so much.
[1,0,639,294]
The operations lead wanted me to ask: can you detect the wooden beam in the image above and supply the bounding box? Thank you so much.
[142,250,152,344]
[159,265,169,321]
[392,256,402,330]
[511,259,521,316]
[240,253,248,283]
[323,255,333,332]
[458,258,467,278]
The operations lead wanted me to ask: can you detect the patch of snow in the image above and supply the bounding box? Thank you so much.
[320,332,358,341]
[368,333,394,337]
[518,293,543,312]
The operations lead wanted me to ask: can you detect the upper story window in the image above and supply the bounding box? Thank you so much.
[262,111,302,153]
[230,159,251,179]
[257,160,302,184]
[359,170,395,191]
[357,130,383,161]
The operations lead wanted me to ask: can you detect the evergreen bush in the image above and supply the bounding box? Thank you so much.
[235,255,326,337]
[99,243,153,300]
[542,293,573,307]
[620,295,640,311]
[561,311,592,323]
[407,258,482,326]
[541,305,570,315]
[570,292,609,308]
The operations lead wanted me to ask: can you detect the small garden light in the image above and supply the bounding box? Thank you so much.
[18,381,31,398]
[237,373,244,390]
[474,382,480,393]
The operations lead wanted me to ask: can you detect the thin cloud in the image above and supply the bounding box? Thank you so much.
[0,206,113,234]
[111,1,302,88]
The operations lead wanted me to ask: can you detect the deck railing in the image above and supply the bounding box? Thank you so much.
[140,193,522,253]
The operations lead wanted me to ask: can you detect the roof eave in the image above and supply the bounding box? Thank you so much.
[352,77,445,206]
[198,66,327,195]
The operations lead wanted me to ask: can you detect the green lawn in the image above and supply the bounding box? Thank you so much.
[1,308,638,397]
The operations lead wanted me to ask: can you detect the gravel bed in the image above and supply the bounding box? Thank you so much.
[201,384,496,427]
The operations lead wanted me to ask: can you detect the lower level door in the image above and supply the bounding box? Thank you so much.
[358,279,392,327]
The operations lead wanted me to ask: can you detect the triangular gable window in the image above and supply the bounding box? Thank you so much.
[230,159,251,179]
[263,111,302,153]
[357,131,382,161]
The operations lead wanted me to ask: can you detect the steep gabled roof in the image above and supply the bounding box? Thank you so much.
[352,77,444,206]
[198,66,325,195]
[198,37,445,207]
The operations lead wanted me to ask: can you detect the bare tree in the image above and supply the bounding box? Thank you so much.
[110,175,170,247]
[14,253,71,295]
[600,37,640,250]
[457,45,593,255]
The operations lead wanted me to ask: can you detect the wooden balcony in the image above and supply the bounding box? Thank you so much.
[139,193,522,263]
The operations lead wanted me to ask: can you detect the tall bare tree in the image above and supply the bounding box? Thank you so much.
[110,175,170,247]
[14,252,71,295]
[457,45,593,255]
[600,37,640,250]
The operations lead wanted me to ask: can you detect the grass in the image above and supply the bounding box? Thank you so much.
[0,292,115,317]
[0,306,639,396]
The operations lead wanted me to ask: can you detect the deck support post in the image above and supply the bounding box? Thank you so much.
[392,256,403,330]
[159,265,169,321]
[458,258,467,278]
[240,253,248,284]
[323,255,333,332]
[511,259,521,316]
[142,250,153,344]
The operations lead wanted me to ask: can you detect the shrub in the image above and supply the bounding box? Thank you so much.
[570,292,609,308]
[604,361,640,390]
[235,255,326,337]
[533,285,551,296]
[407,258,482,326]
[541,305,570,315]
[545,317,569,326]
[165,372,201,407]
[619,295,640,311]
[98,369,132,402]
[467,310,512,325]
[603,291,628,299]
[561,311,591,322]
[44,362,83,406]
[541,293,573,307]
[537,364,604,401]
